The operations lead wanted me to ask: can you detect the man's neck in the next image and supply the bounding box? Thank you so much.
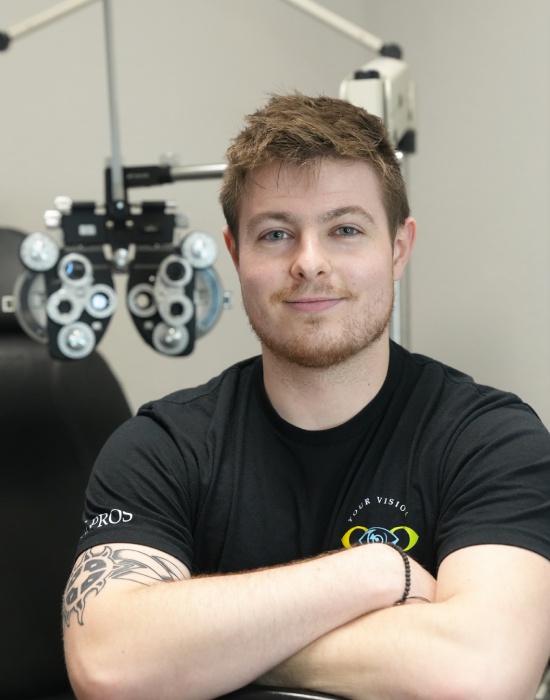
[262,337,391,431]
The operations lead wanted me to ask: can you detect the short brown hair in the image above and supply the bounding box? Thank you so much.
[220,92,410,241]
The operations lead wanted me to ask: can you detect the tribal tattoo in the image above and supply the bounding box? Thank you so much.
[62,545,186,627]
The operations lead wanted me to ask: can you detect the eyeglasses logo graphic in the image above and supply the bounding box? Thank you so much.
[341,525,419,552]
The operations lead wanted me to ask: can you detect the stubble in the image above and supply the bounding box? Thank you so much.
[243,282,394,369]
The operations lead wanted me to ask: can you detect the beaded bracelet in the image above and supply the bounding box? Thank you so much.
[385,542,411,605]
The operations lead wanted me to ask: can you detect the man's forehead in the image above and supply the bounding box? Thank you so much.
[247,157,379,192]
[235,157,390,236]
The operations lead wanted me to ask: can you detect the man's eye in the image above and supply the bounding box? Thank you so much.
[336,226,359,237]
[263,230,288,241]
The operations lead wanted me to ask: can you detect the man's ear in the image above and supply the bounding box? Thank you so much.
[222,225,239,270]
[393,217,416,281]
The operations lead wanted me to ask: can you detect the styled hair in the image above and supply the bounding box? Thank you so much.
[219,92,410,242]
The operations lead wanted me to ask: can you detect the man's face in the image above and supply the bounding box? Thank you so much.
[223,158,414,369]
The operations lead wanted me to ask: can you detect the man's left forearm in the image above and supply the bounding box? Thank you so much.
[258,603,445,700]
[257,545,550,700]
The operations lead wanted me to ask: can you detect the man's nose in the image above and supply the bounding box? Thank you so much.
[289,234,331,280]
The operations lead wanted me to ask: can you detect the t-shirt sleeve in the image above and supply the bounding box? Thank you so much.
[75,413,197,571]
[435,401,550,567]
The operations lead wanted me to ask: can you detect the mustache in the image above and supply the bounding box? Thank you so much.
[270,283,358,304]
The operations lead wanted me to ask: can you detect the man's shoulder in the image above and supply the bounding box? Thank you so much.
[401,343,509,393]
[138,355,262,417]
[395,342,541,421]
[399,343,479,387]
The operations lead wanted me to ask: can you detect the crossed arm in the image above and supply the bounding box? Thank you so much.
[62,541,550,700]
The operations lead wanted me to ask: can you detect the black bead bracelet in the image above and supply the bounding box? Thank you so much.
[385,542,411,605]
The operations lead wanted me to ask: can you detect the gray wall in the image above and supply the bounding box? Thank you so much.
[2,1,549,425]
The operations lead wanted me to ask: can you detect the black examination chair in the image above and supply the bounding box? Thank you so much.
[0,227,132,699]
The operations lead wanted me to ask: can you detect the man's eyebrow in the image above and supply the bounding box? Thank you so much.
[245,211,299,234]
[319,206,376,225]
[245,207,376,234]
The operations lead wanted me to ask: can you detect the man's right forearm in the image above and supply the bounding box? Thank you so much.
[64,542,414,700]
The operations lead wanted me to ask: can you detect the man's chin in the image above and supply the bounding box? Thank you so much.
[261,334,385,369]
[247,304,393,369]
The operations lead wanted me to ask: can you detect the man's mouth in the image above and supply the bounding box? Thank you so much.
[285,297,343,313]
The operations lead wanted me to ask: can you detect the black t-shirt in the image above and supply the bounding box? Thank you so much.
[76,342,550,577]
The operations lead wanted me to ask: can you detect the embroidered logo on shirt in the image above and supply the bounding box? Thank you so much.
[341,492,419,552]
[341,524,419,551]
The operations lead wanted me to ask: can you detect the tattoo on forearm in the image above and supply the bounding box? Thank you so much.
[62,545,186,628]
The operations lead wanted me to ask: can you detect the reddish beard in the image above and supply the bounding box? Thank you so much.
[243,282,394,369]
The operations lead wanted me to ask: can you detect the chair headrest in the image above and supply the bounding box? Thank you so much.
[0,228,28,332]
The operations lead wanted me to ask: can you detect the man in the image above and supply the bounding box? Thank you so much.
[63,93,550,700]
